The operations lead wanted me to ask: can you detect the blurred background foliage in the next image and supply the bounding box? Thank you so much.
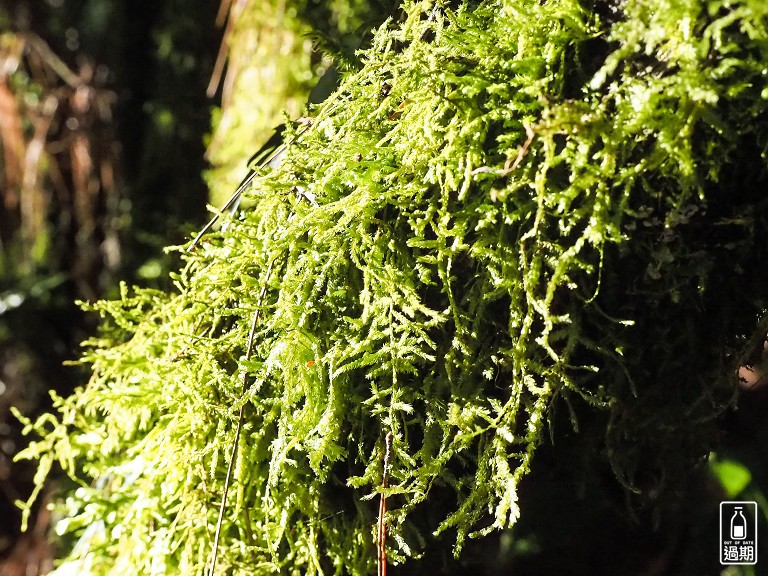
[0,0,217,572]
[0,0,767,575]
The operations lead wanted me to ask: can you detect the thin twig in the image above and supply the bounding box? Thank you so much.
[377,431,393,576]
[207,0,236,98]
[470,122,535,177]
[24,34,83,88]
[187,122,311,252]
[207,257,276,576]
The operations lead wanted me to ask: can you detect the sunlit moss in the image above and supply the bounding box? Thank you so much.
[16,0,768,574]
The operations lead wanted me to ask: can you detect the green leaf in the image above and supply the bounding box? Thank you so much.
[711,457,752,499]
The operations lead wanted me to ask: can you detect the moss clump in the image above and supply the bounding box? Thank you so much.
[16,0,768,574]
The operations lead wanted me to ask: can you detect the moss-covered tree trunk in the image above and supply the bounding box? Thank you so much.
[15,0,768,574]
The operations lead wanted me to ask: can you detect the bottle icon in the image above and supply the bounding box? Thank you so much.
[731,507,747,540]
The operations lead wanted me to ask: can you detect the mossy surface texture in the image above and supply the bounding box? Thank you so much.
[16,0,768,574]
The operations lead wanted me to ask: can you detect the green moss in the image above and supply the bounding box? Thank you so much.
[15,0,768,574]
